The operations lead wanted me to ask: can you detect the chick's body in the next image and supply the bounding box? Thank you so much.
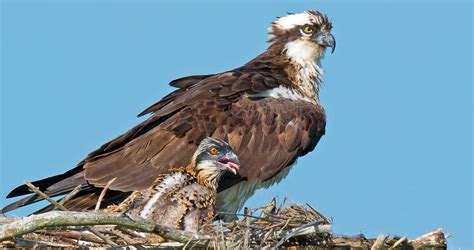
[110,167,215,232]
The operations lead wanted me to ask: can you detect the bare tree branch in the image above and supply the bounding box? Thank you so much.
[0,211,212,247]
[25,182,117,246]
[0,196,447,249]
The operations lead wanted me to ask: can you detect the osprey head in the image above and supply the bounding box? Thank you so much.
[268,10,335,63]
[193,137,240,177]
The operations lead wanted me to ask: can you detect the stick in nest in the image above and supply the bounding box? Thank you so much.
[58,184,82,207]
[24,182,118,247]
[94,177,116,211]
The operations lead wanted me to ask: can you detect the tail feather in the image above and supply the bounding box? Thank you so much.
[1,194,39,213]
[2,167,88,214]
[3,187,129,214]
[6,166,83,198]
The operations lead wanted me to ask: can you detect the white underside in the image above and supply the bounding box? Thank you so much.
[284,39,323,90]
[182,209,199,232]
[222,37,325,219]
[139,172,185,219]
[216,162,295,220]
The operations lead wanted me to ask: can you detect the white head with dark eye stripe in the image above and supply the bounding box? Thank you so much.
[265,10,336,100]
[191,137,240,187]
[268,10,335,55]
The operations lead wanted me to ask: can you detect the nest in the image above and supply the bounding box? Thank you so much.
[207,197,332,248]
[0,183,448,249]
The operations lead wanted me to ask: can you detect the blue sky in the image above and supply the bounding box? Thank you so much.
[1,0,472,248]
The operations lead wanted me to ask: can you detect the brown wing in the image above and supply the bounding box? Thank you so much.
[3,66,325,212]
[84,96,325,191]
[82,69,295,189]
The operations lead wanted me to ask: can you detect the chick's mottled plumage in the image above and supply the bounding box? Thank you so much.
[107,137,239,234]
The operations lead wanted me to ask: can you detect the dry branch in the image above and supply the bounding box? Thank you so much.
[58,184,82,207]
[94,178,116,211]
[0,197,448,249]
[25,182,117,246]
[0,211,211,246]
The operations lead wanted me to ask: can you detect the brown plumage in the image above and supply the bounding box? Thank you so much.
[3,10,335,218]
[106,137,239,235]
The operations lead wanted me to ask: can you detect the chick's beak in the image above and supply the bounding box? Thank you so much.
[313,32,336,54]
[218,152,240,175]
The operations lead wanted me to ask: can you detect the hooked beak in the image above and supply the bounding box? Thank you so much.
[217,152,240,175]
[313,32,336,54]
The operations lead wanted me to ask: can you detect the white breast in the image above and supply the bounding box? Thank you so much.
[216,163,295,221]
[284,39,323,98]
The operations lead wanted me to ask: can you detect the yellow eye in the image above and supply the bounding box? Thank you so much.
[302,25,314,34]
[210,148,218,155]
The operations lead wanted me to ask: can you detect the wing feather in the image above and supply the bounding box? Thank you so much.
[4,65,325,214]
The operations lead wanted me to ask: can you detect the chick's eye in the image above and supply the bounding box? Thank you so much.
[302,25,314,34]
[210,148,218,155]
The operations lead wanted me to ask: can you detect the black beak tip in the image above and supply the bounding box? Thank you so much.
[329,34,336,54]
[314,32,336,54]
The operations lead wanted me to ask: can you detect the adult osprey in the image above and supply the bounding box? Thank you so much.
[3,10,335,217]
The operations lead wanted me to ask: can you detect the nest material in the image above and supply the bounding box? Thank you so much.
[0,183,448,249]
[209,197,333,248]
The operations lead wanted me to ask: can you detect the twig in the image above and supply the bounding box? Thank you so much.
[276,197,287,214]
[41,230,105,244]
[182,232,202,249]
[107,228,136,245]
[95,178,116,211]
[306,202,330,224]
[182,233,195,249]
[263,221,286,231]
[410,228,446,249]
[0,211,212,247]
[58,184,82,207]
[216,211,273,222]
[260,197,276,220]
[371,234,388,250]
[13,237,76,248]
[261,227,276,245]
[262,211,290,220]
[219,220,226,249]
[118,227,145,239]
[25,182,68,211]
[243,207,250,248]
[189,214,218,249]
[279,218,292,233]
[274,219,331,248]
[389,236,406,249]
[25,182,118,247]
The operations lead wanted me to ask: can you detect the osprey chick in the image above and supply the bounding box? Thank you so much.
[107,137,239,233]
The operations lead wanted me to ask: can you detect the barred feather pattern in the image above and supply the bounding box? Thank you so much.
[106,167,216,233]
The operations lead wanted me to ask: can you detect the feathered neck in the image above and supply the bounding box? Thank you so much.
[186,164,221,190]
[244,40,324,102]
[282,40,324,101]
